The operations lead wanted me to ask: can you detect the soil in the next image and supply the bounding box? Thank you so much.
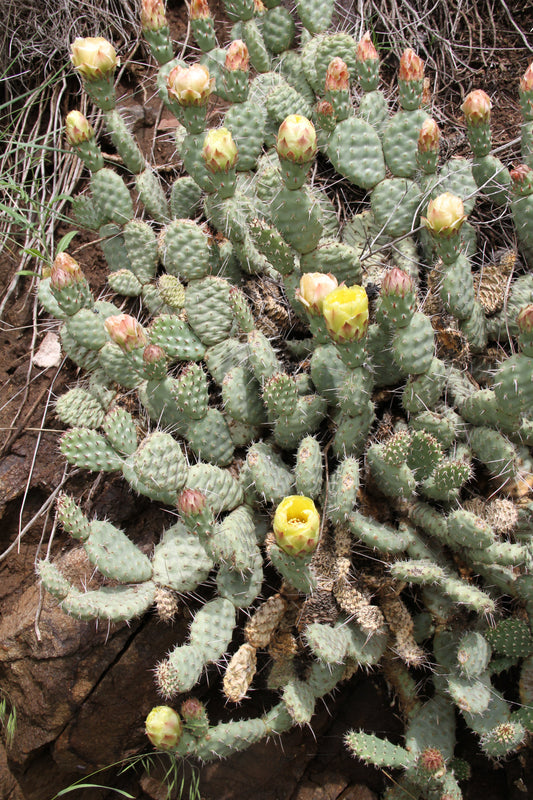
[1,2,533,799]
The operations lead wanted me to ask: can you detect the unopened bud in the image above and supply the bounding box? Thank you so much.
[520,63,533,93]
[322,284,369,343]
[381,267,415,298]
[325,57,349,92]
[296,272,338,315]
[167,63,213,106]
[50,253,84,289]
[273,495,320,556]
[104,314,147,352]
[145,706,182,750]
[141,0,167,31]
[189,0,211,18]
[202,127,238,172]
[357,31,378,62]
[254,0,266,12]
[277,115,317,164]
[422,193,466,237]
[177,488,207,516]
[65,111,94,145]
[517,304,533,334]
[399,48,424,81]
[418,118,440,153]
[510,164,533,196]
[143,344,166,364]
[461,90,491,125]
[70,37,118,81]
[225,40,249,71]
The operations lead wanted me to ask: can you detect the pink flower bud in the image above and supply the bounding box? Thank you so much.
[143,344,166,364]
[202,127,238,172]
[510,164,533,195]
[50,253,85,289]
[104,314,147,352]
[381,268,415,298]
[177,488,207,516]
[461,90,491,125]
[167,63,213,107]
[296,272,338,315]
[189,0,210,18]
[325,57,349,92]
[225,40,249,72]
[316,100,334,117]
[276,115,317,164]
[418,118,440,153]
[70,37,118,81]
[422,193,466,237]
[357,31,378,62]
[180,697,207,721]
[399,48,424,82]
[517,304,533,334]
[145,706,182,750]
[65,111,94,145]
[520,63,533,93]
[141,0,167,31]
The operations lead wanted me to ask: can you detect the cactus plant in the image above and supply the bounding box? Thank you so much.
[34,1,533,795]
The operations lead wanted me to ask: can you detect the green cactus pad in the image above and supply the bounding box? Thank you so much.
[327,117,386,190]
[83,520,152,583]
[382,108,429,178]
[61,582,156,623]
[91,168,133,225]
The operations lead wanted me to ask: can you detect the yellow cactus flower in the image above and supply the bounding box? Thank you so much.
[70,37,118,81]
[322,284,369,343]
[145,706,182,749]
[273,495,320,556]
[422,193,466,237]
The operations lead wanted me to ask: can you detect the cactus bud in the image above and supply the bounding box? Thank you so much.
[145,706,182,750]
[273,495,320,556]
[418,118,440,153]
[177,488,207,516]
[70,37,118,81]
[510,164,533,196]
[143,344,166,364]
[461,90,491,125]
[417,747,446,780]
[517,304,533,334]
[104,314,147,352]
[167,63,213,106]
[65,111,94,145]
[422,193,466,237]
[315,100,336,132]
[50,253,85,289]
[357,31,378,63]
[189,0,210,18]
[141,0,167,31]
[276,115,317,164]
[322,285,369,343]
[202,127,238,172]
[225,39,249,72]
[381,267,415,298]
[325,57,349,92]
[296,272,338,315]
[520,63,533,94]
[180,697,209,737]
[399,48,424,81]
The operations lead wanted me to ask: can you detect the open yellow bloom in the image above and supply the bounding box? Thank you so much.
[273,495,320,556]
[322,285,369,343]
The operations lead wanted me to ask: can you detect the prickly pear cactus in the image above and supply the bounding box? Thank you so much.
[37,1,533,794]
